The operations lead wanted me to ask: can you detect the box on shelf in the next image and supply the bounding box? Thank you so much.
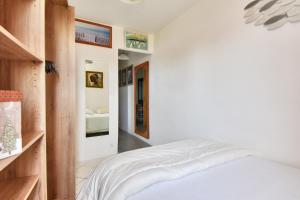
[0,90,22,160]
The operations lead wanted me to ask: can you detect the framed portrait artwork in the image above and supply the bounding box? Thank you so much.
[75,18,112,48]
[127,65,133,85]
[86,71,103,88]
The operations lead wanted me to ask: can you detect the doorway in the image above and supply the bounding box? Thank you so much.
[118,50,151,152]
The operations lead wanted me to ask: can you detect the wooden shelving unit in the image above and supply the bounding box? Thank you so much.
[0,0,47,199]
[0,26,43,62]
[0,132,44,171]
[0,176,39,200]
[45,1,76,199]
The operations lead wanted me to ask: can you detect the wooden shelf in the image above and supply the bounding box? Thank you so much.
[0,0,47,199]
[0,175,39,200]
[0,132,44,171]
[0,26,43,62]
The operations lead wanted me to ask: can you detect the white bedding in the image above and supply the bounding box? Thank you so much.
[86,113,109,133]
[77,139,250,200]
[129,156,300,200]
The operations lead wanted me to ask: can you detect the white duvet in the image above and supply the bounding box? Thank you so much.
[77,139,250,200]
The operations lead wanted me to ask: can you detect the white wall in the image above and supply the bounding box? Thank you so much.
[119,80,134,133]
[150,0,300,167]
[76,26,123,162]
[75,16,155,162]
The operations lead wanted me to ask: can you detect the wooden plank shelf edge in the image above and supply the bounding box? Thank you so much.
[0,26,43,62]
[52,0,69,6]
[0,175,39,200]
[0,132,44,171]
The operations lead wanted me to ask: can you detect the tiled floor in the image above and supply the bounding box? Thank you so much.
[76,130,151,195]
[75,157,107,196]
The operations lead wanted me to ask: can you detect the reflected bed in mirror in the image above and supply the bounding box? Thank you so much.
[86,108,109,137]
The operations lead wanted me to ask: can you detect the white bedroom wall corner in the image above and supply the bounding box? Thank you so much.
[150,0,300,167]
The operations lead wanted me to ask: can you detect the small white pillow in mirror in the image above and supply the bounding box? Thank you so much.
[86,108,94,114]
[96,107,109,114]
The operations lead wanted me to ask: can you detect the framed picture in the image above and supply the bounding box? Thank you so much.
[75,18,112,48]
[119,70,122,87]
[0,91,22,160]
[121,69,127,86]
[125,31,148,51]
[127,65,133,85]
[86,71,103,88]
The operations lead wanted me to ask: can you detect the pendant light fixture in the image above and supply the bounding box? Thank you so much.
[118,54,130,61]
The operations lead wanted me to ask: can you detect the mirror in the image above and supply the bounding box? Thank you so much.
[85,66,109,137]
[135,61,149,139]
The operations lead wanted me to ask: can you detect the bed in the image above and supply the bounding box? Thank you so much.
[77,139,300,200]
[86,113,109,134]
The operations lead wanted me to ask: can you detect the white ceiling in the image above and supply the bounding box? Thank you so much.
[69,0,200,33]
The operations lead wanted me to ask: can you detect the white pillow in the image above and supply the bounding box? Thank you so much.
[86,108,94,114]
[96,107,109,114]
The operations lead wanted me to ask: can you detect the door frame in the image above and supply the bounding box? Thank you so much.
[134,61,149,139]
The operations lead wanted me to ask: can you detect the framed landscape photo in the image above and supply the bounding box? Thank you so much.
[86,71,104,88]
[75,18,112,48]
[127,65,133,85]
[125,31,148,51]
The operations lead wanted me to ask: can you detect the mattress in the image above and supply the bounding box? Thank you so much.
[77,139,252,200]
[86,113,109,119]
[86,113,109,133]
[128,156,300,200]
